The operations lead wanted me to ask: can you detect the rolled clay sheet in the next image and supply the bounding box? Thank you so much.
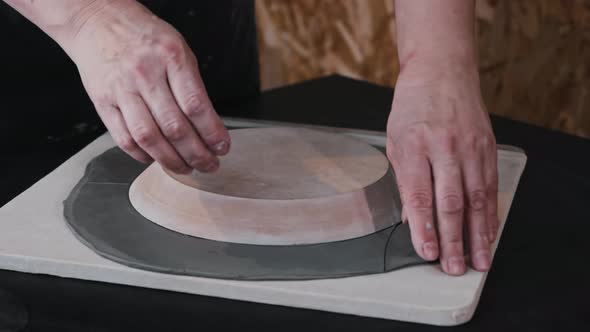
[63,136,427,280]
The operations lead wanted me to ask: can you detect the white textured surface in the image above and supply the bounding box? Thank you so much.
[0,132,526,326]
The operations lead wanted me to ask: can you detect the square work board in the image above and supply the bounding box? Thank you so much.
[0,120,527,326]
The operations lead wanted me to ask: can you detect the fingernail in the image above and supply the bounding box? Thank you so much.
[448,257,465,275]
[203,161,219,172]
[422,242,438,261]
[213,141,229,155]
[488,230,496,243]
[481,233,490,244]
[474,250,491,271]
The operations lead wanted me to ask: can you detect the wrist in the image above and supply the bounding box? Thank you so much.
[47,0,113,58]
[60,0,144,61]
[396,52,479,88]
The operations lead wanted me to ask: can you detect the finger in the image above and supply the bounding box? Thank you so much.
[462,151,491,272]
[393,172,408,223]
[485,147,499,243]
[139,78,220,173]
[394,154,438,261]
[95,103,152,163]
[388,143,412,227]
[401,206,408,224]
[167,52,231,155]
[117,91,190,174]
[431,155,466,276]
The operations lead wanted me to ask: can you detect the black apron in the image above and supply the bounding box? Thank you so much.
[0,0,259,147]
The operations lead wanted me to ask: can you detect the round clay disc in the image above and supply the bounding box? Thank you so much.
[129,127,396,245]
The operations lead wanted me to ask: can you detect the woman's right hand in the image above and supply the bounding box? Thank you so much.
[68,0,230,173]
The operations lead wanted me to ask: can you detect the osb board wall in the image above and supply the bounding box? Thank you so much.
[256,0,590,138]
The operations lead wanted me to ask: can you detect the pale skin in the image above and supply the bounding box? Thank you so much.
[4,0,497,276]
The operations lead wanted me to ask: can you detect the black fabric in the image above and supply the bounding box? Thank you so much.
[0,0,259,149]
[1,76,589,331]
[0,289,28,331]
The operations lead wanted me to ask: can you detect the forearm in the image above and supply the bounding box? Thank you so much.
[3,0,120,57]
[394,0,477,79]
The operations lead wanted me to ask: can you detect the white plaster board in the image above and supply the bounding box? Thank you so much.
[0,127,526,326]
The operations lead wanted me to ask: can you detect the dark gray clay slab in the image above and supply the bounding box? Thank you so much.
[63,148,427,280]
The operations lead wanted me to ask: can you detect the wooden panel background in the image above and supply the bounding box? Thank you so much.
[255,0,590,138]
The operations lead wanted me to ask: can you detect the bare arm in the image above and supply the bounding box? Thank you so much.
[3,0,231,173]
[389,0,497,275]
[395,0,477,75]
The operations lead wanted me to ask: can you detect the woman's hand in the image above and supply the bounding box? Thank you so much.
[387,61,498,275]
[69,0,230,173]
